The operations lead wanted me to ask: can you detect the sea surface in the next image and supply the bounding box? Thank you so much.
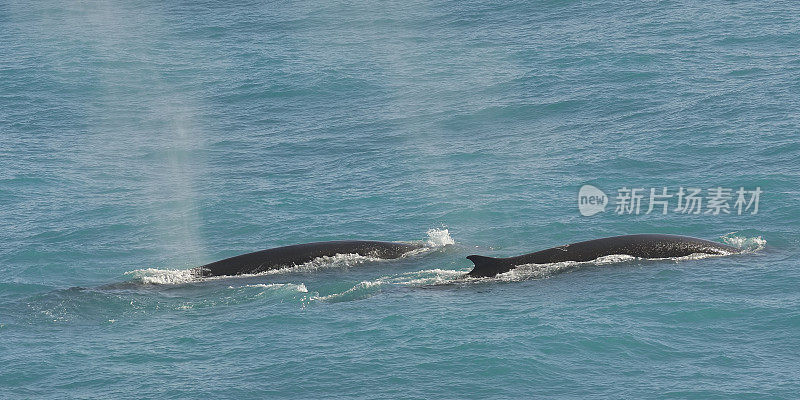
[1,1,799,398]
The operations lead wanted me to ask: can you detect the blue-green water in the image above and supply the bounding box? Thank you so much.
[2,1,799,398]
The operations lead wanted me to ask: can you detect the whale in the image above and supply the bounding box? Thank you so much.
[466,234,739,278]
[195,240,423,277]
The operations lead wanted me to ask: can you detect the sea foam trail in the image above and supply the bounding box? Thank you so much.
[310,268,469,303]
[124,228,454,285]
[172,283,310,311]
[233,283,308,292]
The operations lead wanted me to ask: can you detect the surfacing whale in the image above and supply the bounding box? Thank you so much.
[196,240,423,277]
[467,234,739,278]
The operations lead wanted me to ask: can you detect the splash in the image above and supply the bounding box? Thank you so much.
[124,268,202,285]
[722,233,767,252]
[425,228,455,247]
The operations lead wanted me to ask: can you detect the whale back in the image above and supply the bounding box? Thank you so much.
[199,240,422,277]
[467,234,738,278]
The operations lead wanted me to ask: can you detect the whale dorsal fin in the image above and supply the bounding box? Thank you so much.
[467,255,511,278]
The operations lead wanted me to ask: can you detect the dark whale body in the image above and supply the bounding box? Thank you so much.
[196,240,422,277]
[467,234,739,278]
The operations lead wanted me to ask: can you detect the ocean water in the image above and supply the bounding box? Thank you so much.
[1,0,799,398]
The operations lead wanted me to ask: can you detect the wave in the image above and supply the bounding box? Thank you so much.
[310,268,469,303]
[173,283,309,311]
[230,283,308,292]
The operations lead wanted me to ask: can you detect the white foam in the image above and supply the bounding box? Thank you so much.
[592,254,637,264]
[722,233,766,252]
[124,268,201,285]
[667,252,719,261]
[397,228,456,258]
[258,253,387,275]
[425,228,455,247]
[311,280,384,302]
[490,261,582,282]
[386,268,468,286]
[310,268,470,302]
[229,283,308,292]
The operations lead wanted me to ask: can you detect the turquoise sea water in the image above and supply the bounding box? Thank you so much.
[2,1,799,398]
